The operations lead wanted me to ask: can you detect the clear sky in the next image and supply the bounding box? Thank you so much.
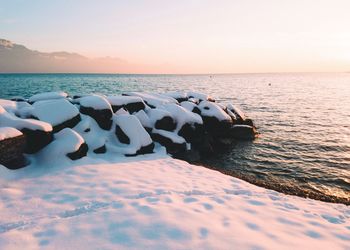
[1,0,350,73]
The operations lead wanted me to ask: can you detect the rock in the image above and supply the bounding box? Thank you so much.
[155,116,177,131]
[67,143,88,160]
[115,125,130,144]
[0,127,28,169]
[178,123,205,143]
[151,131,187,155]
[28,91,68,103]
[31,99,81,132]
[107,96,146,113]
[79,95,113,130]
[93,144,106,154]
[113,114,154,156]
[230,125,257,140]
[21,128,53,153]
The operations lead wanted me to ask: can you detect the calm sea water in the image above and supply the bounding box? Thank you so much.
[0,73,349,203]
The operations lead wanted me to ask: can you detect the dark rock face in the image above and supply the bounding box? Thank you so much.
[201,116,232,136]
[80,106,112,130]
[174,97,188,103]
[178,123,204,143]
[52,114,81,133]
[93,144,106,154]
[111,102,145,114]
[67,143,88,160]
[0,134,28,169]
[125,142,155,157]
[192,107,201,115]
[21,128,53,154]
[151,132,187,155]
[115,125,130,144]
[154,116,177,131]
[230,125,257,140]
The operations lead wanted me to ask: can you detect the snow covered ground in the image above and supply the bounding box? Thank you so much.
[0,152,349,249]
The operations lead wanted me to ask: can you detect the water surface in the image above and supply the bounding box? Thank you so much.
[0,73,349,203]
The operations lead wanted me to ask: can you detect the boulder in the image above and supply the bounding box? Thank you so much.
[67,143,88,160]
[93,144,106,154]
[28,91,68,104]
[79,95,113,130]
[0,105,53,153]
[113,114,154,156]
[31,99,81,132]
[147,108,176,131]
[151,129,187,155]
[0,127,27,169]
[107,96,146,113]
[230,125,257,140]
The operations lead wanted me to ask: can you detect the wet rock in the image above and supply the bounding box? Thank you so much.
[230,125,257,140]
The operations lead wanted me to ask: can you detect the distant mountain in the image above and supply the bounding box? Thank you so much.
[0,39,139,73]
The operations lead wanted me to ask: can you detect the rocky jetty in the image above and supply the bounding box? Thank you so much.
[0,91,257,169]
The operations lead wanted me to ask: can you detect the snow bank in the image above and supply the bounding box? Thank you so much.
[28,91,68,103]
[124,92,178,108]
[0,99,17,113]
[0,127,22,140]
[0,157,348,250]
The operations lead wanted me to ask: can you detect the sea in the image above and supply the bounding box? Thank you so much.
[0,73,349,204]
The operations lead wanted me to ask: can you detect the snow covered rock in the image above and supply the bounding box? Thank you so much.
[151,129,187,155]
[36,128,88,164]
[164,91,188,103]
[147,108,177,131]
[0,127,27,169]
[188,91,215,102]
[134,110,152,132]
[0,105,53,153]
[79,95,113,130]
[107,95,146,113]
[32,99,81,132]
[197,101,233,136]
[113,114,154,156]
[123,92,178,108]
[28,91,68,103]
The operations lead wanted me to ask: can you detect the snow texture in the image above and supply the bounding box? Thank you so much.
[124,92,178,108]
[0,127,22,140]
[0,156,348,250]
[0,106,52,132]
[29,91,68,103]
[198,101,232,121]
[79,95,112,110]
[107,95,145,106]
[32,99,79,126]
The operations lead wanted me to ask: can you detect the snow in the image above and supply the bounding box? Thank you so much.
[0,107,52,132]
[198,101,232,121]
[0,155,348,249]
[107,95,145,106]
[163,91,188,100]
[28,91,68,103]
[108,114,153,155]
[32,99,79,126]
[161,103,203,131]
[180,101,197,112]
[0,127,22,140]
[152,128,187,144]
[79,95,112,110]
[146,108,173,127]
[33,128,84,166]
[124,92,178,108]
[227,103,246,120]
[188,91,213,101]
[0,100,17,113]
[134,110,152,129]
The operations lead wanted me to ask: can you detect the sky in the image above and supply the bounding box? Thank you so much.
[1,0,350,74]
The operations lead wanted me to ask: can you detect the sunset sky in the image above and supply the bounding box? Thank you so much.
[1,0,350,73]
